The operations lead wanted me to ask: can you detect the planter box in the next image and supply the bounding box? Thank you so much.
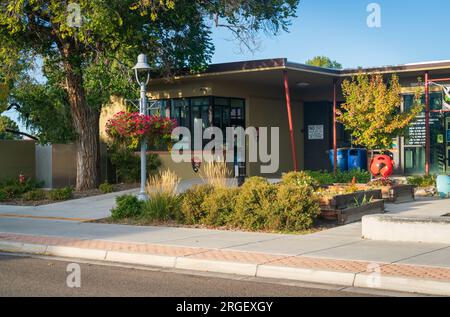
[319,188,383,210]
[327,183,416,204]
[322,199,385,225]
[378,184,415,203]
[319,188,384,225]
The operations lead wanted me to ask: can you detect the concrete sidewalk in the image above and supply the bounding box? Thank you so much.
[1,228,449,296]
[0,215,449,295]
[0,193,449,295]
[0,188,139,220]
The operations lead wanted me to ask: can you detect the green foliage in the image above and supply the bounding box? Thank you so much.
[142,193,181,222]
[0,178,43,199]
[111,195,143,220]
[180,185,214,225]
[11,79,76,144]
[201,187,240,226]
[99,182,114,194]
[0,115,21,140]
[110,148,161,183]
[272,183,321,231]
[305,56,342,69]
[338,73,423,150]
[233,177,277,230]
[0,0,299,189]
[22,189,47,201]
[306,170,371,185]
[0,185,22,200]
[0,189,7,202]
[282,171,319,188]
[407,175,437,187]
[48,187,73,201]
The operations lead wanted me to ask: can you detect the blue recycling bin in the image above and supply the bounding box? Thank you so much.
[329,148,348,171]
[348,148,368,171]
[436,175,450,198]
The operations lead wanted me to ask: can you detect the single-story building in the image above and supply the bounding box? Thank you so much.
[138,58,450,179]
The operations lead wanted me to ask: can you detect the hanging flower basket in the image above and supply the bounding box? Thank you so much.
[105,111,177,149]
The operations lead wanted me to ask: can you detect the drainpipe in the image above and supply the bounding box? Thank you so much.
[283,70,298,172]
[333,78,338,174]
[425,71,430,176]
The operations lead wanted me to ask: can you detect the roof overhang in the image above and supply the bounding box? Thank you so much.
[149,58,450,88]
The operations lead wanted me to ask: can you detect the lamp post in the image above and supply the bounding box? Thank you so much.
[133,54,151,201]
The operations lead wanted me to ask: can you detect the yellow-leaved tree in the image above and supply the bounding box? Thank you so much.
[337,73,423,150]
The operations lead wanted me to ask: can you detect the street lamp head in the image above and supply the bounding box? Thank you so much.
[133,54,151,85]
[133,54,152,72]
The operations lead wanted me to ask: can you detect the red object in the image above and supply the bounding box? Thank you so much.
[19,174,25,184]
[425,71,430,176]
[333,78,338,174]
[370,155,394,179]
[283,70,298,171]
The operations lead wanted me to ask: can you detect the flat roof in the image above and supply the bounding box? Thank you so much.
[152,58,450,80]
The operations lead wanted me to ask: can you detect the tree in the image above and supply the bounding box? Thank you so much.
[11,79,77,144]
[306,56,342,69]
[337,73,423,150]
[0,115,22,140]
[0,0,299,190]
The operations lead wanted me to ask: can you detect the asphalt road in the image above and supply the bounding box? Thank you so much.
[0,253,371,297]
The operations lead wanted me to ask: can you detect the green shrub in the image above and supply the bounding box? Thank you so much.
[48,187,73,201]
[22,189,47,201]
[110,148,161,183]
[0,190,7,202]
[180,185,213,224]
[0,178,44,200]
[282,171,319,188]
[99,182,114,194]
[272,184,320,231]
[306,169,371,185]
[142,193,181,222]
[0,185,23,199]
[407,175,436,187]
[233,177,277,230]
[306,171,336,185]
[336,169,371,184]
[201,187,240,226]
[111,195,144,220]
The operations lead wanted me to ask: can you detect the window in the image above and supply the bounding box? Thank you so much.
[168,96,245,146]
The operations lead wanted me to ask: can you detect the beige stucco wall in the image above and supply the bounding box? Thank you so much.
[0,140,36,181]
[148,78,305,178]
[99,96,127,144]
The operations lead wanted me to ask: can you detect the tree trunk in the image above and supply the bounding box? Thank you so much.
[62,46,100,191]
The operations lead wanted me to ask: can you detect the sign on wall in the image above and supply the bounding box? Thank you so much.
[308,125,324,140]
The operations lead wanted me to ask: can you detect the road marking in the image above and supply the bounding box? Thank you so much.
[0,214,91,222]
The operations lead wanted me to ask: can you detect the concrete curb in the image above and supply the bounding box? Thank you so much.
[354,273,450,297]
[1,242,450,296]
[105,251,176,268]
[175,257,257,277]
[257,265,356,287]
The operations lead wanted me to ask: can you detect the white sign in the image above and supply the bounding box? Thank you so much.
[308,125,324,140]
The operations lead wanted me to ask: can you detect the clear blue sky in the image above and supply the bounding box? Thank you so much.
[5,0,450,131]
[211,0,450,68]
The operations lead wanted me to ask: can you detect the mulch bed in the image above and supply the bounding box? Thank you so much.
[0,183,138,207]
[91,217,336,235]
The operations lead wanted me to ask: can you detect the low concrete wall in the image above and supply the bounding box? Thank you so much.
[362,214,450,244]
[0,140,35,181]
